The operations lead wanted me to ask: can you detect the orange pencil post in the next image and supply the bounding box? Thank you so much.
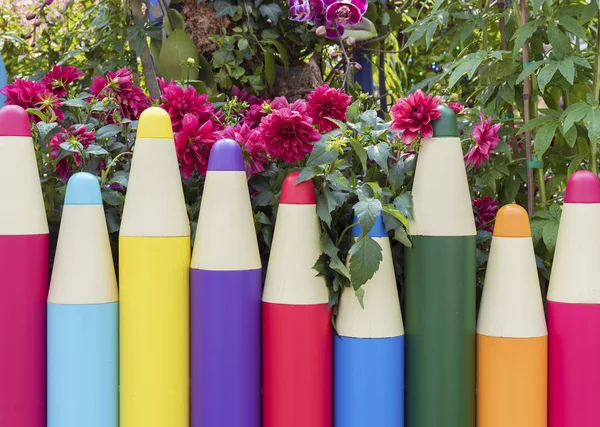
[476,204,547,427]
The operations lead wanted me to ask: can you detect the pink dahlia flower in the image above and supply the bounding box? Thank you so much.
[160,80,219,133]
[271,96,307,114]
[242,102,271,129]
[41,65,84,98]
[1,79,63,122]
[464,113,501,168]
[306,84,351,133]
[473,195,499,232]
[174,114,219,178]
[390,89,442,144]
[220,124,268,177]
[50,125,96,181]
[448,102,464,115]
[90,68,149,121]
[259,108,321,163]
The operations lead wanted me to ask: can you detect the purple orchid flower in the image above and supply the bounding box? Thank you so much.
[288,0,324,22]
[323,0,368,38]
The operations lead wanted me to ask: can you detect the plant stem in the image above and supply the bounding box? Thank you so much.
[592,10,600,175]
[519,0,535,216]
[536,168,547,209]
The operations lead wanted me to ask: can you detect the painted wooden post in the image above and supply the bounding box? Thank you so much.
[547,170,600,427]
[190,139,262,427]
[119,107,190,427]
[47,172,119,427]
[477,204,547,427]
[262,172,332,427]
[404,105,476,427]
[335,213,404,427]
[0,105,49,427]
[0,54,6,107]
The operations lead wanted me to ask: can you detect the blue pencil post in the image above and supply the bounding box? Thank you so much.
[334,214,404,427]
[47,172,119,427]
[0,54,7,107]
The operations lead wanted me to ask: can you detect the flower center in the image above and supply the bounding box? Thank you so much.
[335,5,352,23]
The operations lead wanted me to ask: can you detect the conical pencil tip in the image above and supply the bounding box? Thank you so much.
[64,172,102,205]
[207,138,245,172]
[137,107,173,139]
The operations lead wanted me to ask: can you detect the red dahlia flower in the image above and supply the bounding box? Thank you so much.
[241,102,271,129]
[41,65,84,98]
[259,108,321,163]
[0,79,63,122]
[160,80,220,133]
[50,125,96,181]
[306,84,351,133]
[390,89,442,144]
[464,113,501,168]
[448,102,464,115]
[174,114,219,178]
[90,68,149,121]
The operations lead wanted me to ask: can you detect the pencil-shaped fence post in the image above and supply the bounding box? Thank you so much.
[404,105,476,427]
[190,139,262,427]
[547,170,600,427]
[476,204,547,427]
[262,172,332,427]
[47,172,119,427]
[335,213,404,427]
[119,107,190,427]
[0,105,49,427]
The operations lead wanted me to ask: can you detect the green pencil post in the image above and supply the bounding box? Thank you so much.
[404,105,476,427]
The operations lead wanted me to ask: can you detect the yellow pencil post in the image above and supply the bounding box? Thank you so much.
[119,107,190,427]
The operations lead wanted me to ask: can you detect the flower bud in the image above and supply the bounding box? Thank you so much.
[316,26,327,37]
[346,36,356,46]
[30,41,36,47]
[24,32,33,40]
[34,18,42,27]
[450,93,460,102]
[433,83,442,91]
[45,0,54,4]
[354,62,363,71]
[186,57,196,67]
[330,51,338,59]
[26,12,37,20]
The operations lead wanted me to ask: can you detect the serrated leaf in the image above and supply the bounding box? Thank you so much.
[561,102,592,132]
[537,62,558,93]
[307,141,339,166]
[388,161,406,191]
[96,124,121,139]
[394,226,412,247]
[36,122,59,145]
[557,57,575,84]
[548,25,572,58]
[319,233,350,278]
[348,235,383,289]
[63,98,88,108]
[317,187,339,225]
[158,29,200,81]
[558,15,587,39]
[109,171,129,188]
[367,142,391,173]
[512,18,541,60]
[534,121,559,157]
[214,0,237,17]
[382,204,409,228]
[259,3,283,24]
[102,189,123,206]
[542,220,559,252]
[296,166,321,183]
[393,193,413,219]
[85,144,109,156]
[353,198,383,235]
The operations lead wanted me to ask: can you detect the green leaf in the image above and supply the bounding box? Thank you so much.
[214,0,237,17]
[516,60,544,84]
[36,122,59,145]
[542,220,559,253]
[343,17,378,42]
[517,114,555,134]
[354,198,383,235]
[425,21,438,49]
[63,98,88,108]
[548,25,572,58]
[567,154,585,177]
[382,204,409,228]
[237,39,249,51]
[163,9,186,35]
[512,18,541,60]
[448,52,485,88]
[561,102,592,133]
[296,166,321,183]
[388,161,406,191]
[158,30,200,81]
[537,62,558,93]
[394,226,412,247]
[534,121,559,157]
[349,139,368,173]
[109,171,128,188]
[558,15,587,39]
[259,3,283,24]
[587,110,600,141]
[319,233,350,279]
[307,141,339,166]
[557,57,575,84]
[367,142,391,173]
[264,39,289,70]
[96,124,121,139]
[354,287,365,309]
[102,189,123,207]
[317,187,339,225]
[265,50,275,87]
[85,144,109,156]
[562,125,578,147]
[393,193,414,219]
[404,23,428,48]
[348,235,383,290]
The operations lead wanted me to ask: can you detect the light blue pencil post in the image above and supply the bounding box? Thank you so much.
[47,172,119,427]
